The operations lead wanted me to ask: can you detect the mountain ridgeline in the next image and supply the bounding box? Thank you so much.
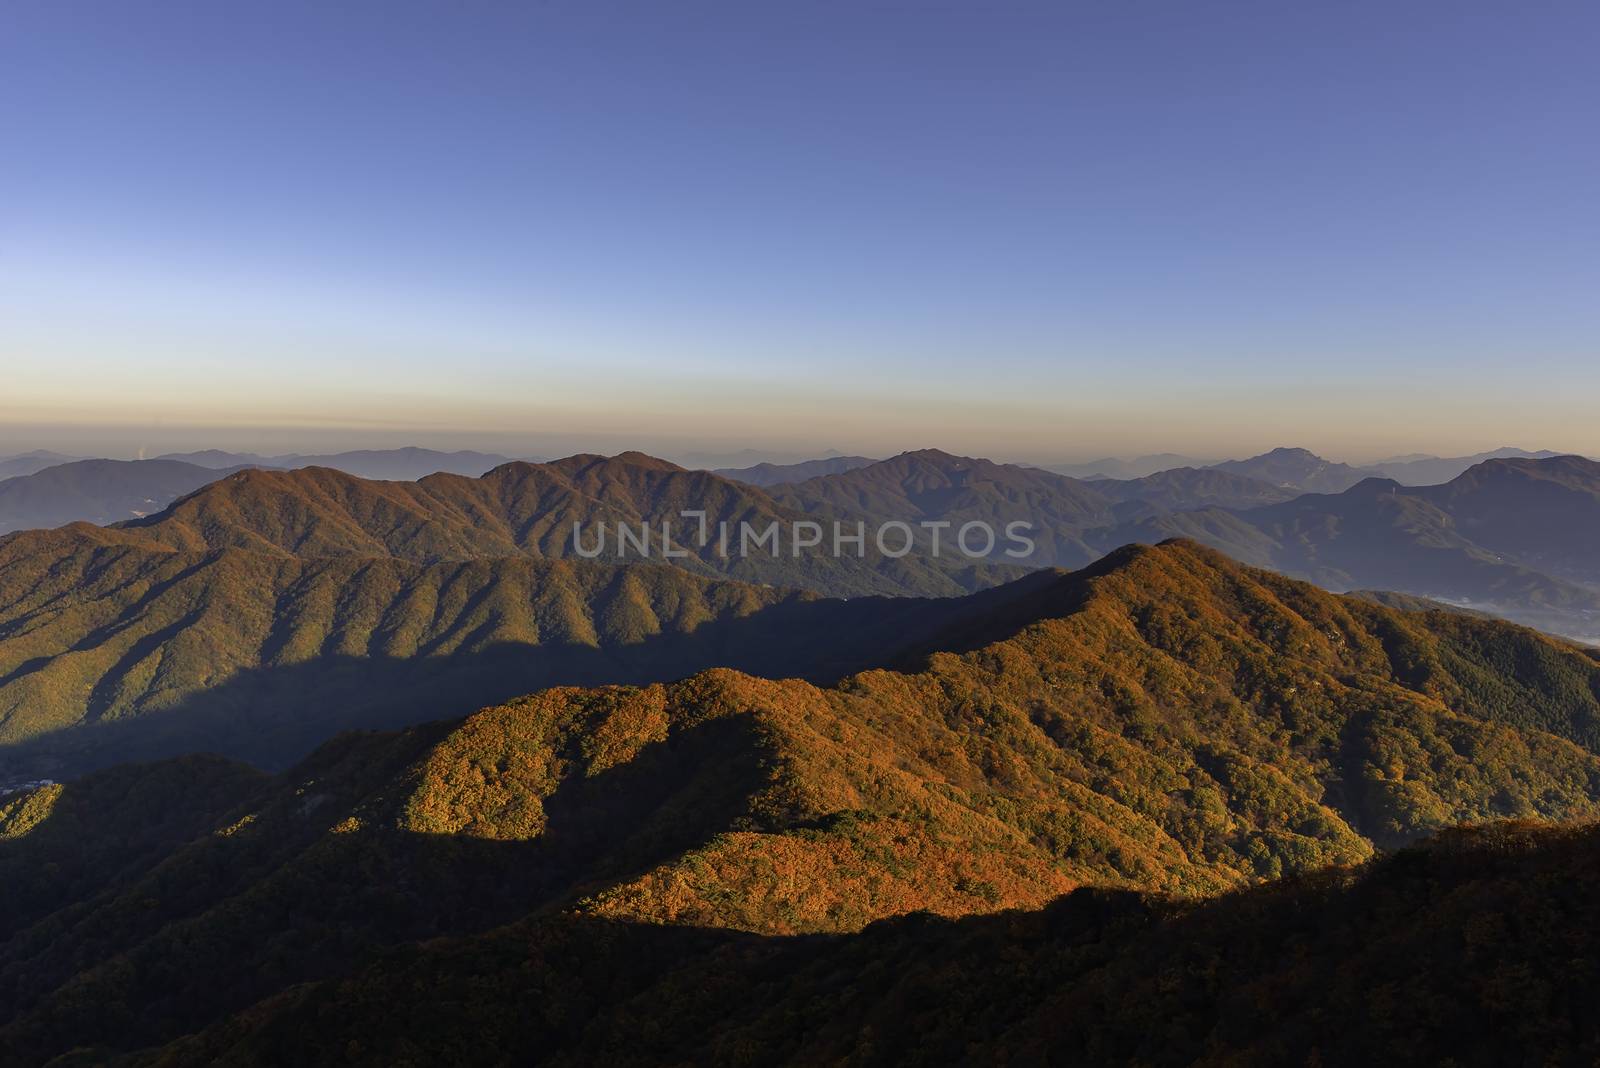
[110,454,1015,595]
[7,444,1597,639]
[154,446,521,480]
[1108,454,1600,638]
[758,447,1600,638]
[0,451,1043,776]
[711,454,879,486]
[4,541,1600,1063]
[3,447,1600,779]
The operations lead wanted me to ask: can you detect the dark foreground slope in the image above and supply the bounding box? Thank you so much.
[5,541,1600,1063]
[155,820,1600,1068]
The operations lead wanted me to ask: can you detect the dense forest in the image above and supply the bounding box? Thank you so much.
[3,540,1600,1064]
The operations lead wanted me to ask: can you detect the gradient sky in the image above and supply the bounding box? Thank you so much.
[3,0,1598,464]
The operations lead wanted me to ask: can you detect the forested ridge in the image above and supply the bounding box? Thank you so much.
[4,540,1600,1064]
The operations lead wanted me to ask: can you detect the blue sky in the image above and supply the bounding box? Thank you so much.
[3,0,1597,463]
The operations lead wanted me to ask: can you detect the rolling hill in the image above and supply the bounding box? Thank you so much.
[5,540,1600,1062]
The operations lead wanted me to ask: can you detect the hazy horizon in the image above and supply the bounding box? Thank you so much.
[0,423,1589,472]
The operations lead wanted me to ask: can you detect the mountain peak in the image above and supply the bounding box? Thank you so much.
[545,451,688,476]
[1343,476,1406,496]
[610,450,688,471]
[1453,453,1600,489]
[1210,447,1381,494]
[1258,446,1321,460]
[895,447,977,464]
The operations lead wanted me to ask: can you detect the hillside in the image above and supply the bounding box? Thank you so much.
[0,526,1057,778]
[1414,454,1600,586]
[6,541,1600,1062]
[0,459,254,534]
[109,455,1006,598]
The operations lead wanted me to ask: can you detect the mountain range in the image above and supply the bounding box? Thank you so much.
[113,454,1009,595]
[5,540,1600,1063]
[8,443,1587,550]
[3,447,1599,780]
[154,446,522,480]
[711,454,878,485]
[1087,465,1300,515]
[1042,452,1211,479]
[758,448,1600,637]
[1041,445,1583,491]
[1371,446,1566,485]
[766,448,1120,566]
[0,453,1052,775]
[1098,455,1600,639]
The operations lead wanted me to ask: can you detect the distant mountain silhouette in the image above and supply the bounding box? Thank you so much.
[0,458,257,534]
[712,455,878,485]
[1371,446,1567,485]
[751,450,1600,636]
[0,450,82,480]
[157,446,519,480]
[1208,446,1384,493]
[770,449,1119,566]
[1043,452,1209,479]
[1090,455,1600,638]
[1089,466,1298,517]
